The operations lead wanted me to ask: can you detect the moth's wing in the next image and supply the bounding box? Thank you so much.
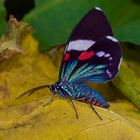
[59,7,113,80]
[60,36,122,83]
[67,7,113,42]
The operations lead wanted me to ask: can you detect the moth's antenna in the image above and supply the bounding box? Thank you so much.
[16,85,51,99]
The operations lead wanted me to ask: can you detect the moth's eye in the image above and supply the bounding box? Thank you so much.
[51,86,55,91]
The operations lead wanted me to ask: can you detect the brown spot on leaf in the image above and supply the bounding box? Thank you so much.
[0,81,10,99]
[19,104,36,115]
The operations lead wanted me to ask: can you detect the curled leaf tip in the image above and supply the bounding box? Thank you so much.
[8,15,20,27]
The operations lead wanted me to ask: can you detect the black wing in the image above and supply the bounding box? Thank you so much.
[67,7,113,43]
[59,7,122,83]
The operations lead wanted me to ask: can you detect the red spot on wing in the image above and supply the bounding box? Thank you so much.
[64,53,70,61]
[94,102,100,106]
[78,51,95,60]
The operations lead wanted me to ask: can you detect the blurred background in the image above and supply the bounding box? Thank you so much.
[1,0,140,51]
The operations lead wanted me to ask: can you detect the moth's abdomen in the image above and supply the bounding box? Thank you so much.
[86,90,110,108]
[74,84,110,108]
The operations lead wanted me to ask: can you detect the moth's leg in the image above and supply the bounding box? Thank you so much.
[76,91,90,102]
[82,91,102,120]
[69,98,79,119]
[88,102,102,120]
[43,93,55,107]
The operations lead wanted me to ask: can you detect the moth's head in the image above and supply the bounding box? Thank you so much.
[50,84,58,93]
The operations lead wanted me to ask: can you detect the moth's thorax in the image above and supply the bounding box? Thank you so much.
[50,81,71,97]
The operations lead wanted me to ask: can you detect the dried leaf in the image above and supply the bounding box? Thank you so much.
[0,16,31,61]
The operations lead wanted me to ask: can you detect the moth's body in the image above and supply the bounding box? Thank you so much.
[17,7,122,119]
[50,81,110,108]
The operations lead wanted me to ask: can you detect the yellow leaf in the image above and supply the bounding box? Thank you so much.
[0,21,140,140]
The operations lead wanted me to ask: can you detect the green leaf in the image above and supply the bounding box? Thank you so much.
[113,60,140,110]
[0,1,6,37]
[112,45,140,109]
[115,20,140,45]
[24,0,95,51]
[24,0,140,51]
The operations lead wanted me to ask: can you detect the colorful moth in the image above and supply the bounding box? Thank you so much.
[17,7,122,120]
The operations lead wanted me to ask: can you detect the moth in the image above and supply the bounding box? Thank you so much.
[17,7,122,120]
